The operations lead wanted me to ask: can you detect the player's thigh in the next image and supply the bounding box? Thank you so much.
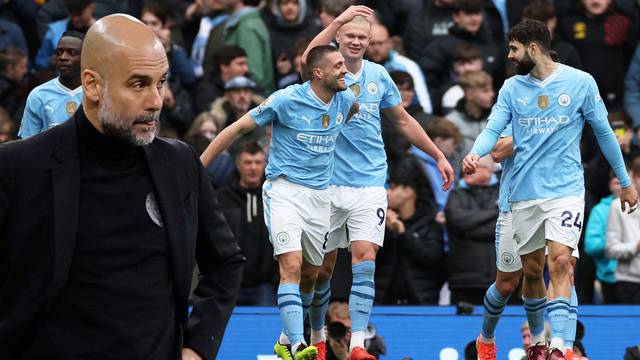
[263,179,305,258]
[512,201,547,256]
[345,187,387,247]
[495,211,523,273]
[543,196,585,251]
[326,187,349,253]
[299,187,332,267]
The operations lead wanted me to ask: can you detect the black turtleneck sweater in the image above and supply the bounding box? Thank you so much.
[25,112,178,359]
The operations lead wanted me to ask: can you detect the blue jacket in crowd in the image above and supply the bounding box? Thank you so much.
[585,194,617,284]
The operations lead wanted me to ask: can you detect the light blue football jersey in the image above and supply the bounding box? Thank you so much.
[498,123,513,212]
[19,77,82,138]
[250,81,356,189]
[470,64,631,202]
[331,60,402,187]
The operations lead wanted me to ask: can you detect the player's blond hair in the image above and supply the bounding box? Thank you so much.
[343,15,371,31]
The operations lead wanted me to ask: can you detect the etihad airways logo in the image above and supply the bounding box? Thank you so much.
[518,115,570,135]
[296,133,337,153]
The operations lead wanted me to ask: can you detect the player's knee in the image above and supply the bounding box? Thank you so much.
[496,275,520,295]
[549,254,571,278]
[279,258,302,282]
[301,267,319,284]
[351,242,378,263]
[522,265,543,282]
[317,265,333,282]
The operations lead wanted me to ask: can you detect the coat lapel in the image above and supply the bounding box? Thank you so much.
[50,118,80,295]
[143,143,190,314]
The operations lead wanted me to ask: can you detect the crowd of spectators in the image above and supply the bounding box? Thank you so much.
[2,0,640,305]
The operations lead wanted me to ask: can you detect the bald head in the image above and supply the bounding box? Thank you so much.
[81,13,169,146]
[82,14,166,75]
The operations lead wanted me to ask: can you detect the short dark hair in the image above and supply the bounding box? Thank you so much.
[508,19,551,52]
[425,117,462,145]
[306,45,339,73]
[236,141,264,159]
[522,0,556,23]
[64,0,94,14]
[61,30,86,42]
[389,157,429,192]
[389,70,414,89]
[454,0,484,14]
[213,45,247,75]
[141,1,169,26]
[454,43,482,62]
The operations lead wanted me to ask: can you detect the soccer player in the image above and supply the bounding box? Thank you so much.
[300,6,454,360]
[200,45,357,360]
[463,19,638,360]
[476,127,580,360]
[19,31,84,138]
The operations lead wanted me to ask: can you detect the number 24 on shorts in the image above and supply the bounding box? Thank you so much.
[560,210,582,230]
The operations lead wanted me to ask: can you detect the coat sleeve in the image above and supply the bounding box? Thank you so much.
[445,189,499,239]
[403,221,444,264]
[605,202,638,260]
[183,149,245,360]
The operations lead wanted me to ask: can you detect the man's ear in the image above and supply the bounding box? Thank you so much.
[82,69,102,102]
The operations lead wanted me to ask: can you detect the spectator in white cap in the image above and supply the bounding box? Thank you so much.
[209,75,265,154]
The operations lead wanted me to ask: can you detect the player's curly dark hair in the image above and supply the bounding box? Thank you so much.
[508,19,551,53]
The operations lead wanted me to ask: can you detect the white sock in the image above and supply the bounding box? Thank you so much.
[310,328,326,345]
[549,337,564,351]
[350,331,366,352]
[279,331,290,345]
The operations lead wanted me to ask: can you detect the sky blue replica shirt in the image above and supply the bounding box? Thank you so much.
[332,60,402,187]
[250,82,356,189]
[470,64,631,202]
[19,77,82,138]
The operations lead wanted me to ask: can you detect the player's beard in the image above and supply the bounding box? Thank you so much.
[98,84,160,146]
[514,52,535,75]
[327,76,347,92]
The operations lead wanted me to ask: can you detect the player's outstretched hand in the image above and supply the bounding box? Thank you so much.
[619,185,639,214]
[462,153,480,175]
[334,5,374,25]
[437,157,454,191]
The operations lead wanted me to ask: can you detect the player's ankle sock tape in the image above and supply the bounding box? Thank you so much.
[278,283,304,345]
[547,296,571,341]
[311,279,331,331]
[349,260,375,334]
[481,282,511,339]
[523,296,547,343]
[564,287,578,348]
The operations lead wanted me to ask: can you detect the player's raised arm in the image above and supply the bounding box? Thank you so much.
[200,113,257,166]
[382,104,454,191]
[582,77,638,213]
[301,5,373,66]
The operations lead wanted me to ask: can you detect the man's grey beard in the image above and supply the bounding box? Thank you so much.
[98,86,160,146]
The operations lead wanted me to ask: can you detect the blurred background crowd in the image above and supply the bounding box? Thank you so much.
[2,0,640,313]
